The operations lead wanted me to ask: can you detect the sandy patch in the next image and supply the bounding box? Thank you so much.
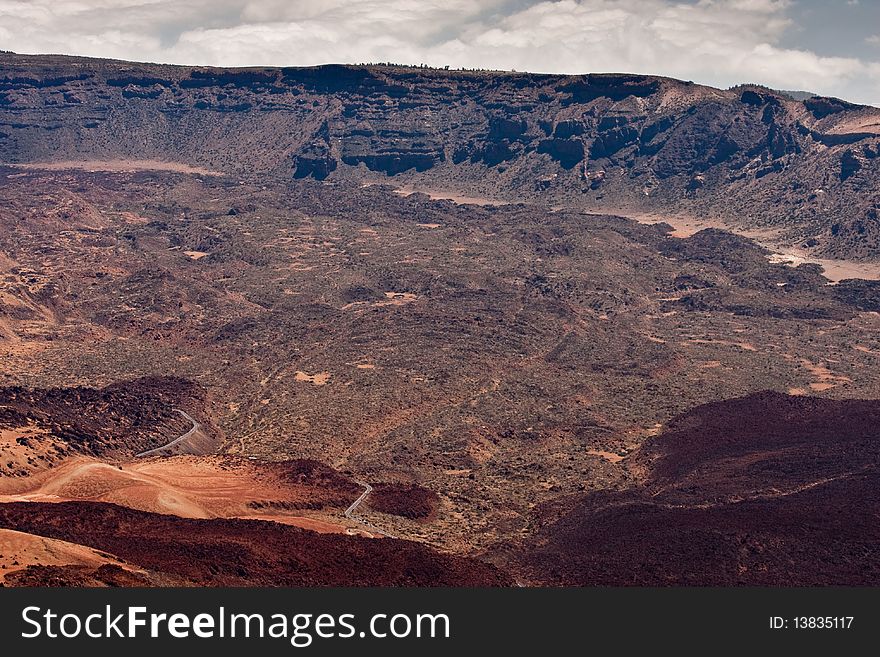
[382,292,417,305]
[826,113,880,136]
[0,456,356,535]
[0,317,19,342]
[604,207,880,283]
[767,251,880,284]
[0,425,65,476]
[393,187,508,206]
[684,339,757,352]
[643,424,664,437]
[294,371,331,385]
[183,250,209,260]
[594,207,742,239]
[0,251,19,270]
[235,515,348,534]
[10,160,221,176]
[342,292,418,311]
[0,528,140,578]
[586,450,625,463]
[800,359,852,392]
[0,425,50,444]
[118,211,151,225]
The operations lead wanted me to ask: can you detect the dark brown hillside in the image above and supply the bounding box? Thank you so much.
[0,377,210,475]
[499,393,880,586]
[638,392,880,501]
[367,482,440,520]
[0,501,511,587]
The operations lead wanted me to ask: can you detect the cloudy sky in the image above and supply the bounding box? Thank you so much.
[1,0,878,105]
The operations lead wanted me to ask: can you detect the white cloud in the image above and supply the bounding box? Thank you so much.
[0,0,878,106]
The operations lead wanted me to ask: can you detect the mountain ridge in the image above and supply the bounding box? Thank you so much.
[2,53,879,260]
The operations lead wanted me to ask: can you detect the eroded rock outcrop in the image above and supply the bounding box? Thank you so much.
[1,54,878,259]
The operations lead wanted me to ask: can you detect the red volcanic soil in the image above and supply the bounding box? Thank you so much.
[0,376,209,467]
[367,483,440,520]
[0,456,366,531]
[261,459,364,509]
[0,502,511,587]
[638,391,880,501]
[3,564,169,587]
[502,392,880,586]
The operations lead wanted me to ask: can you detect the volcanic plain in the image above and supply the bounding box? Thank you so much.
[0,55,878,585]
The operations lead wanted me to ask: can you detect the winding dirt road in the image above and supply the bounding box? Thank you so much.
[345,481,395,538]
[135,409,200,458]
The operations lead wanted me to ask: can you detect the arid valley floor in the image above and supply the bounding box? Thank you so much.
[0,55,879,585]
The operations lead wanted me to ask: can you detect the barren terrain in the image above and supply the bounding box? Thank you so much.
[0,55,877,586]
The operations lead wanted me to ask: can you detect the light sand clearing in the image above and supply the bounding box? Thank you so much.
[0,425,51,446]
[586,450,625,463]
[393,187,509,206]
[661,217,878,282]
[684,339,757,352]
[183,250,209,260]
[800,359,852,392]
[0,528,139,578]
[294,370,331,385]
[10,159,221,176]
[342,292,418,311]
[596,207,880,283]
[235,515,348,534]
[607,209,738,239]
[118,211,151,225]
[767,250,880,283]
[0,251,17,270]
[0,425,65,476]
[0,456,353,534]
[381,292,417,305]
[826,113,880,135]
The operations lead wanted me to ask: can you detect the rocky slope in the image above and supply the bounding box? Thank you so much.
[498,392,880,586]
[0,377,212,475]
[0,501,510,586]
[1,53,878,260]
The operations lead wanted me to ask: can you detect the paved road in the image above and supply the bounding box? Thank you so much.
[135,409,199,458]
[345,480,395,538]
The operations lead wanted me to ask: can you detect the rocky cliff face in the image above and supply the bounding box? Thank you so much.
[1,54,878,259]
